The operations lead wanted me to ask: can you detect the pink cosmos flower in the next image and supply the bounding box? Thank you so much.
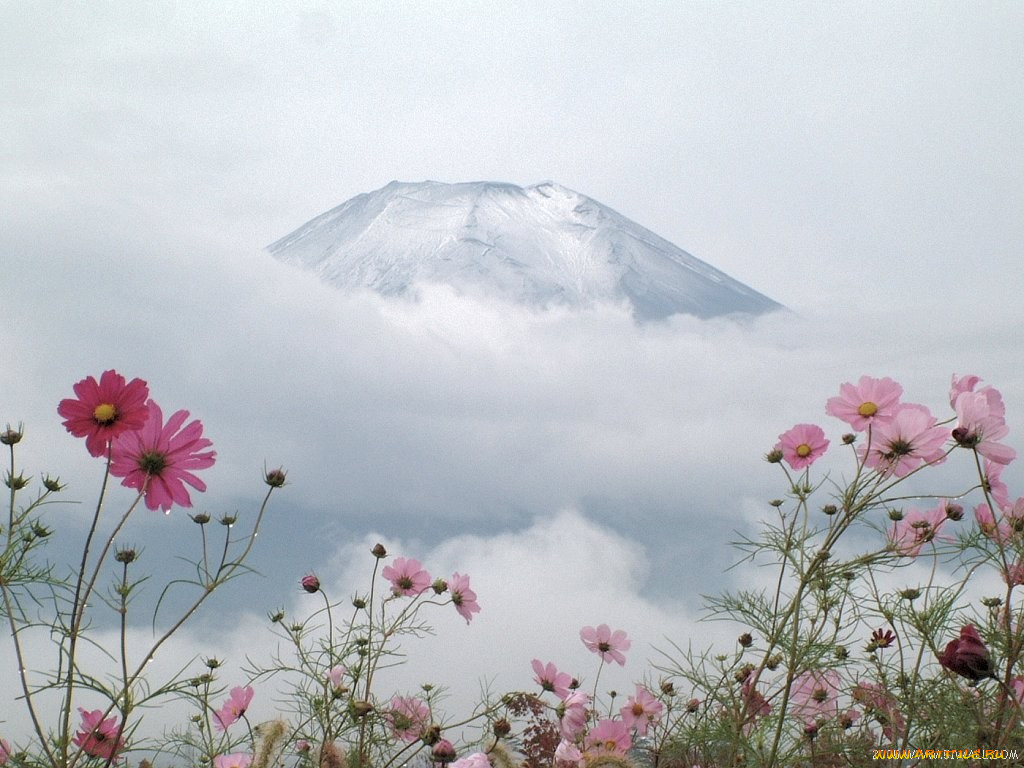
[449,572,481,623]
[975,503,1016,544]
[580,624,630,666]
[889,501,951,557]
[852,682,905,742]
[0,739,9,765]
[620,685,663,735]
[741,677,771,720]
[585,719,632,754]
[826,376,903,432]
[554,740,584,768]
[559,690,590,741]
[214,754,253,768]
[214,686,254,732]
[381,557,431,597]
[952,389,1016,465]
[860,404,947,477]
[532,659,572,698]
[326,664,347,692]
[450,754,491,768]
[774,424,829,470]
[983,459,1011,509]
[950,374,984,408]
[72,707,126,760]
[109,400,216,512]
[789,669,840,726]
[59,370,150,457]
[1004,562,1024,587]
[385,695,430,742]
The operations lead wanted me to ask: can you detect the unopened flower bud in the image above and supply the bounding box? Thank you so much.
[219,514,237,526]
[349,700,374,718]
[686,697,700,713]
[734,663,754,683]
[568,678,580,690]
[841,433,856,445]
[371,543,387,559]
[738,632,753,648]
[290,623,304,633]
[765,654,782,671]
[769,499,784,507]
[352,596,367,609]
[0,425,23,445]
[31,521,52,538]
[4,472,29,490]
[432,578,448,594]
[821,504,838,516]
[492,717,511,737]
[264,467,287,487]
[765,449,784,464]
[900,588,921,601]
[659,679,676,696]
[205,657,221,669]
[301,573,321,593]
[803,721,819,739]
[43,475,64,492]
[982,596,1002,608]
[190,512,210,525]
[945,503,964,521]
[421,725,441,747]
[115,547,138,564]
[834,645,848,660]
[888,509,904,522]
[269,609,285,623]
[431,738,456,762]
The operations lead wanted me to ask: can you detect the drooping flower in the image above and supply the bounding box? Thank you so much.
[860,403,947,477]
[983,458,1011,509]
[826,376,903,432]
[214,686,254,731]
[585,718,632,754]
[301,573,321,593]
[385,696,430,742]
[214,754,253,768]
[620,685,663,735]
[58,370,150,457]
[789,669,840,726]
[381,557,431,597]
[532,659,572,698]
[559,690,590,741]
[774,424,829,470]
[888,501,950,557]
[939,624,995,681]
[72,708,126,760]
[580,624,630,666]
[326,664,347,693]
[448,572,481,623]
[109,400,216,512]
[952,389,1016,465]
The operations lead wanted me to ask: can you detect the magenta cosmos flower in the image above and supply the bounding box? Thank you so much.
[939,624,995,681]
[214,685,254,732]
[825,375,903,432]
[214,754,253,768]
[531,659,572,698]
[448,571,481,623]
[620,685,663,735]
[860,404,947,477]
[580,624,630,666]
[385,695,430,742]
[58,370,150,457]
[109,400,216,512]
[73,707,125,760]
[774,423,829,470]
[381,557,431,597]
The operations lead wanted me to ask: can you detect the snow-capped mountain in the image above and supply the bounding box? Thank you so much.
[267,180,781,320]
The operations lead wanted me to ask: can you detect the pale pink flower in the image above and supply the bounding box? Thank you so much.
[1004,562,1024,587]
[860,404,947,477]
[554,740,584,768]
[214,754,253,768]
[826,376,903,431]
[983,459,1011,508]
[741,677,771,719]
[953,390,1016,465]
[950,374,984,408]
[620,685,663,735]
[326,664,347,692]
[109,400,216,512]
[532,659,572,698]
[889,502,950,557]
[0,739,9,765]
[580,624,630,666]
[774,423,829,470]
[385,695,430,742]
[450,754,491,768]
[214,685,254,732]
[585,718,632,754]
[975,503,1015,544]
[381,557,431,597]
[790,669,840,725]
[852,682,904,742]
[449,572,481,623]
[559,690,590,740]
[59,370,151,457]
[72,707,125,760]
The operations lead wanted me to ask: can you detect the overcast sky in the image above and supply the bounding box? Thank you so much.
[3,0,1024,747]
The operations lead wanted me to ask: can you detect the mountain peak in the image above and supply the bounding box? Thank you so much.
[267,180,781,321]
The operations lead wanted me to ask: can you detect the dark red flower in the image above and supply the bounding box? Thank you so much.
[939,624,995,681]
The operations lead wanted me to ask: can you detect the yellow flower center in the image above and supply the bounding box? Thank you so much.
[857,401,878,417]
[796,443,812,457]
[93,403,117,424]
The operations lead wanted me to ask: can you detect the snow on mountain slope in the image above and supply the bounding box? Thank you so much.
[267,180,781,320]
